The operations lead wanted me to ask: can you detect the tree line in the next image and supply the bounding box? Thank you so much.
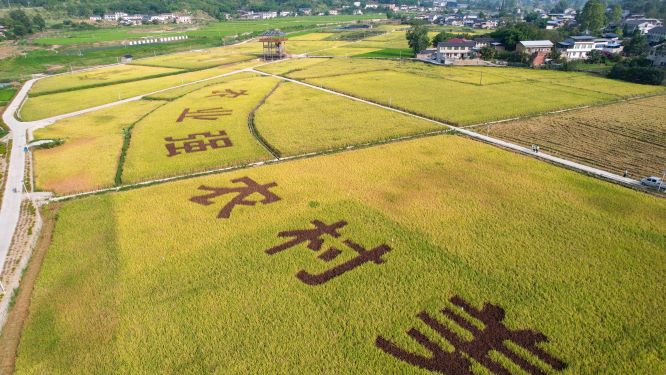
[0,10,45,39]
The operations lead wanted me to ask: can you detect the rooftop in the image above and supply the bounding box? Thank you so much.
[519,40,554,47]
[260,29,286,37]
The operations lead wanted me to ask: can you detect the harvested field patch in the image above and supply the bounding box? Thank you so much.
[476,95,666,177]
[17,135,666,374]
[254,81,441,155]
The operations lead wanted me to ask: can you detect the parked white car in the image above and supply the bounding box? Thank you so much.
[640,176,664,189]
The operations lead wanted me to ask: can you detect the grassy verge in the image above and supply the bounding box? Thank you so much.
[353,48,414,58]
[114,102,168,186]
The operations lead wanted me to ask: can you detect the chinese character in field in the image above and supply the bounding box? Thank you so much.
[265,220,391,285]
[265,220,348,254]
[296,239,391,285]
[190,177,281,219]
[207,89,248,98]
[164,130,232,157]
[176,107,233,122]
[375,295,566,375]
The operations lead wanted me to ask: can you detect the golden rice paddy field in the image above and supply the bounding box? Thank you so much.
[29,65,183,96]
[32,100,166,195]
[131,51,257,70]
[256,58,665,125]
[17,135,666,374]
[121,75,276,183]
[476,95,666,178]
[20,61,258,121]
[254,81,441,155]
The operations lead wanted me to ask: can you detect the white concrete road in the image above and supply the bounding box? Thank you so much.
[0,78,49,279]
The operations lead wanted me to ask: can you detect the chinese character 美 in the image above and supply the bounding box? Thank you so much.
[207,89,248,98]
[375,295,566,375]
[176,107,233,122]
[265,220,392,286]
[190,177,281,219]
[164,130,232,157]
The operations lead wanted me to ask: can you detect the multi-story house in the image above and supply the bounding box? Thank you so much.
[648,27,666,44]
[556,36,596,60]
[436,38,476,64]
[647,41,666,66]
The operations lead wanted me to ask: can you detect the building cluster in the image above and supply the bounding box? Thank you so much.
[90,12,192,26]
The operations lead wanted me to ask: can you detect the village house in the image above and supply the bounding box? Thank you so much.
[647,41,666,66]
[175,15,192,24]
[624,17,662,35]
[473,37,496,49]
[594,36,623,54]
[517,40,553,66]
[104,12,128,22]
[416,48,437,59]
[557,35,596,60]
[436,38,476,64]
[148,14,175,23]
[328,9,339,15]
[89,15,102,22]
[648,27,666,44]
[516,40,553,54]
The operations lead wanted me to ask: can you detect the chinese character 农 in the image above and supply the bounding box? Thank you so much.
[190,177,281,219]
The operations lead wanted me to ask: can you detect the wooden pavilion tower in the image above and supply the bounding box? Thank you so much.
[260,29,287,60]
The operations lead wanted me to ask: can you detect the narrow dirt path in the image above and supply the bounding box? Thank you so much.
[0,204,58,375]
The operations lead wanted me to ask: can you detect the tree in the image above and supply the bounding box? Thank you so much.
[478,11,486,19]
[609,62,665,85]
[578,0,606,33]
[552,0,569,13]
[32,15,46,32]
[431,31,453,47]
[479,45,496,60]
[586,49,605,63]
[548,48,563,62]
[624,30,650,56]
[609,4,622,24]
[406,24,430,54]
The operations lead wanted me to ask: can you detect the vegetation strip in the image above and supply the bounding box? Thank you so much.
[28,70,187,97]
[50,129,453,203]
[247,81,283,159]
[114,102,169,186]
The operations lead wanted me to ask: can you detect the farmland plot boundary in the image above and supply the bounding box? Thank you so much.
[114,101,170,186]
[247,81,283,159]
[28,70,187,98]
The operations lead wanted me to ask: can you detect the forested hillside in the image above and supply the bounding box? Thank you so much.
[0,0,360,19]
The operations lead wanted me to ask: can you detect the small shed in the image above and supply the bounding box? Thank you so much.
[259,29,287,60]
[120,54,133,63]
